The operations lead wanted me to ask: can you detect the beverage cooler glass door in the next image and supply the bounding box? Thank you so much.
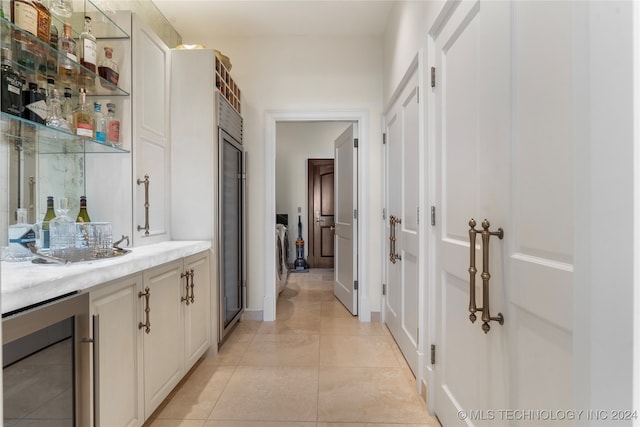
[219,129,245,343]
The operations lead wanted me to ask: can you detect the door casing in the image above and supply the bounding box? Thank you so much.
[264,111,370,322]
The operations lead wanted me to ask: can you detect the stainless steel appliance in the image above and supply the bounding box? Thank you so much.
[217,93,246,343]
[3,292,91,426]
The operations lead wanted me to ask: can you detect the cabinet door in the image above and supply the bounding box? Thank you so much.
[142,259,184,418]
[132,14,171,246]
[91,274,144,427]
[183,251,212,369]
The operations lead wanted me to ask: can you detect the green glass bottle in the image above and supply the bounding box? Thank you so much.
[76,196,91,223]
[42,195,55,249]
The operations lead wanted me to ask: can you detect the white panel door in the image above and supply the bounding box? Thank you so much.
[133,15,171,246]
[334,124,358,315]
[384,68,420,375]
[433,1,573,426]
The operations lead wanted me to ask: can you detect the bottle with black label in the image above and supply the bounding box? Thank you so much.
[22,78,46,124]
[1,47,23,117]
[76,195,91,223]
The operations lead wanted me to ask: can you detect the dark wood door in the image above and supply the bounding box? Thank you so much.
[307,159,335,268]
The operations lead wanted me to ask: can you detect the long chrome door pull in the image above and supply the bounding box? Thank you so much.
[189,269,195,304]
[137,174,150,236]
[468,218,504,333]
[468,219,481,323]
[389,215,402,264]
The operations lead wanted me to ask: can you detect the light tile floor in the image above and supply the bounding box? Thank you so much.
[146,269,441,427]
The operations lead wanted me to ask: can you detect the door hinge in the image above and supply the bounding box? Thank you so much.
[431,344,436,364]
[354,280,358,291]
[382,208,386,220]
[431,206,436,226]
[382,283,386,295]
[431,67,436,88]
[383,133,386,145]
[354,209,358,220]
[354,138,359,148]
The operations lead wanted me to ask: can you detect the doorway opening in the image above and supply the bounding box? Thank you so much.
[264,111,371,322]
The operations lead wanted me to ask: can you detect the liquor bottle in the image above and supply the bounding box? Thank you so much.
[46,20,57,74]
[61,85,72,122]
[76,196,91,223]
[98,45,119,88]
[46,86,71,132]
[1,47,24,117]
[11,0,38,37]
[22,79,46,124]
[32,0,49,44]
[106,102,120,147]
[93,101,106,142]
[41,195,55,249]
[11,0,38,72]
[72,87,94,138]
[79,16,96,82]
[8,207,36,260]
[57,22,76,84]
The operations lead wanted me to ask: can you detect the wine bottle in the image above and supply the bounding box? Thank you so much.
[41,195,55,249]
[76,195,91,223]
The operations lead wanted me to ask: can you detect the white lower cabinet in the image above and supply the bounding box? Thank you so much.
[90,251,211,426]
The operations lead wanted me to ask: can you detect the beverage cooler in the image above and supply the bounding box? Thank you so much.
[170,48,246,346]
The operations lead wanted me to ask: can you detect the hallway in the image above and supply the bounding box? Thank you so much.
[145,269,440,426]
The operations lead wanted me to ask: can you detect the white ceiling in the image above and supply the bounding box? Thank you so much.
[151,0,396,41]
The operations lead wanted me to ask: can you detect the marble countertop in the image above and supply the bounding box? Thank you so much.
[1,240,211,315]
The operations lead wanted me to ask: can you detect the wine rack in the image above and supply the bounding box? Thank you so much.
[214,55,241,114]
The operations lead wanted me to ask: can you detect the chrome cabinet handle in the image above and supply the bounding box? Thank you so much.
[189,269,195,304]
[468,218,504,333]
[138,287,151,333]
[181,269,195,305]
[137,174,150,236]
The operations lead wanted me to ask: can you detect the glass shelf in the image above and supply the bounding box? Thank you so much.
[48,0,130,40]
[1,112,129,154]
[1,16,129,96]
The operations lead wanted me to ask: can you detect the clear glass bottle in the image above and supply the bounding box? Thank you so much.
[49,197,75,258]
[79,16,96,82]
[46,20,57,75]
[8,207,36,260]
[98,45,119,88]
[11,0,38,73]
[40,195,55,249]
[46,86,71,132]
[48,0,72,18]
[76,195,91,223]
[93,101,106,142]
[72,87,94,138]
[1,47,24,117]
[61,85,72,122]
[106,102,120,147]
[57,22,76,84]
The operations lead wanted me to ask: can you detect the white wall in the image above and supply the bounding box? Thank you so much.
[276,121,350,263]
[382,0,443,106]
[184,35,384,315]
